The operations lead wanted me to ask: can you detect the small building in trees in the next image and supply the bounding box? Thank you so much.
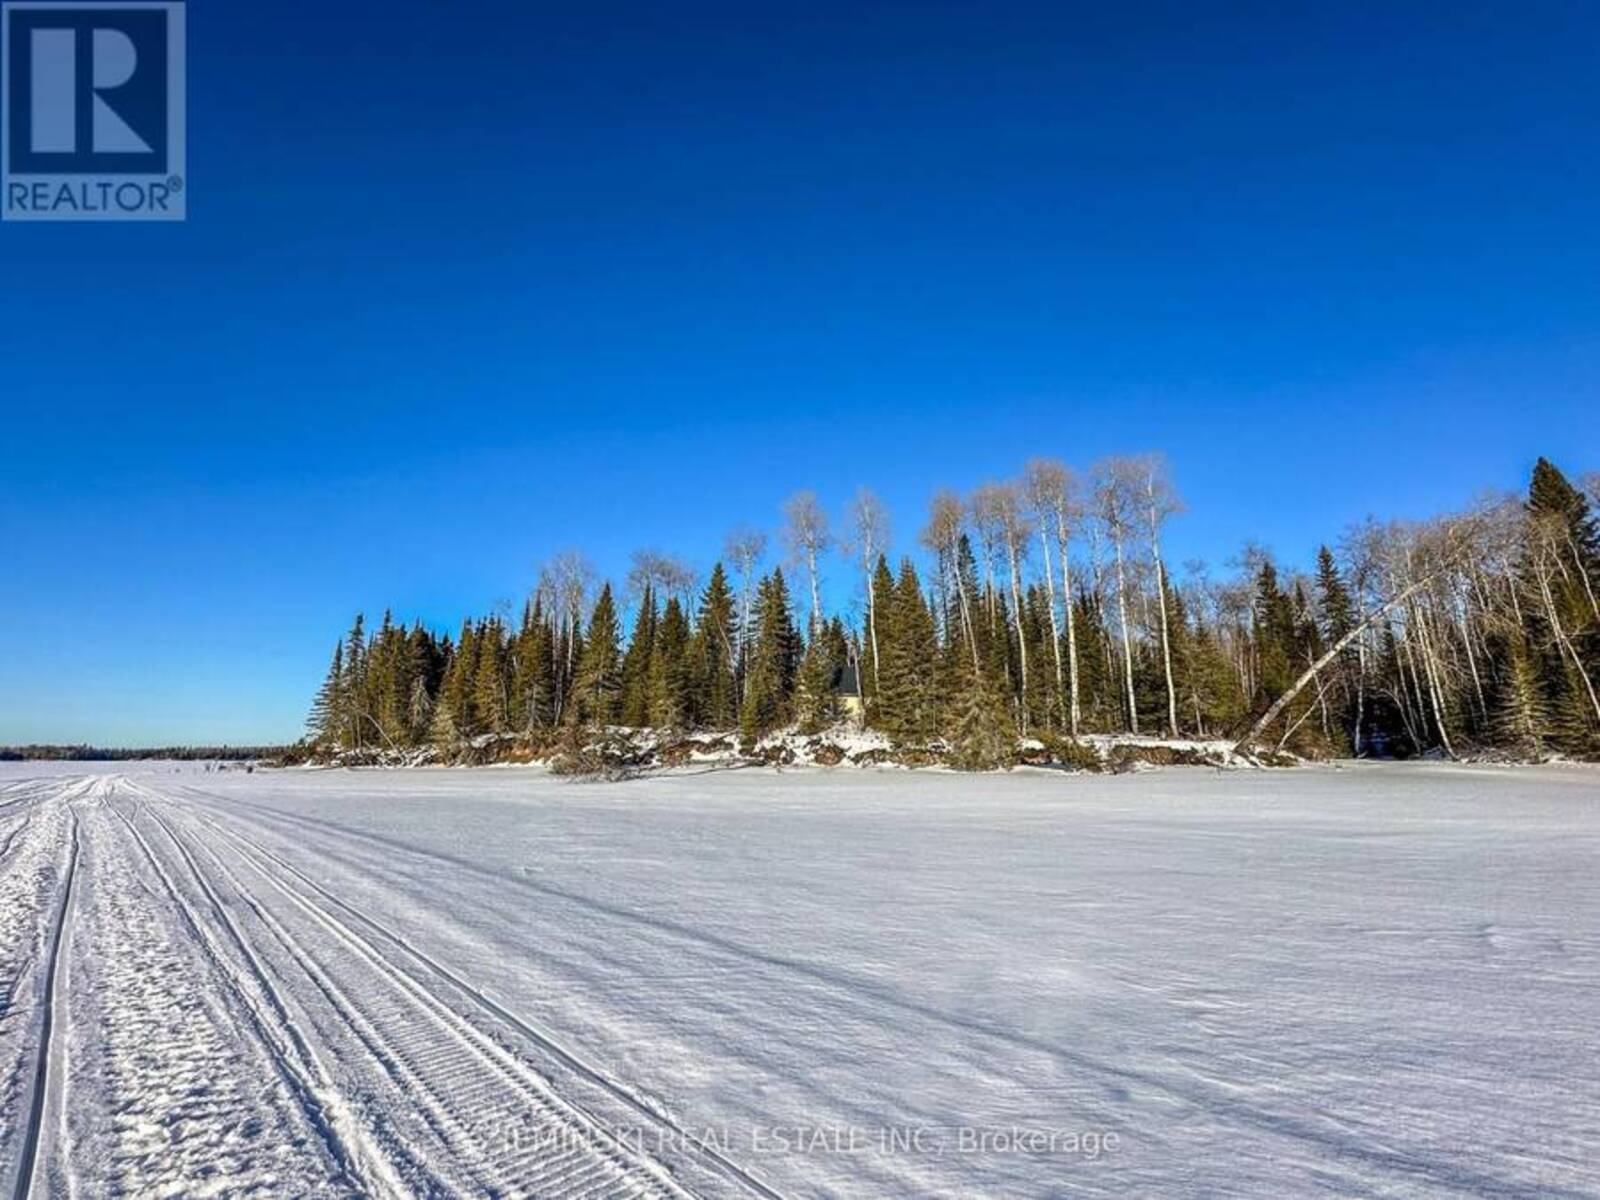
[831,664,864,727]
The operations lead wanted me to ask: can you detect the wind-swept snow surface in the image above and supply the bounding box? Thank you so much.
[0,763,1595,1197]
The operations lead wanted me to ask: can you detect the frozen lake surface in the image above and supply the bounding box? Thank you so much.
[0,761,1595,1197]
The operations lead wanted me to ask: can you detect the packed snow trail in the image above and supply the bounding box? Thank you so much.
[0,763,1596,1197]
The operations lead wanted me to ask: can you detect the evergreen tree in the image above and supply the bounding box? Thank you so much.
[620,585,658,727]
[340,614,368,749]
[693,564,738,729]
[863,555,895,721]
[1314,545,1358,751]
[1494,632,1547,759]
[512,600,556,732]
[795,633,840,734]
[740,569,801,740]
[1253,563,1297,704]
[435,620,476,743]
[649,596,694,730]
[572,584,623,726]
[877,559,940,743]
[947,657,1015,770]
[307,642,344,744]
[472,618,509,735]
[1523,457,1600,752]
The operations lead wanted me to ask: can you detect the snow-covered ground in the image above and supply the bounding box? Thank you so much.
[0,761,1595,1197]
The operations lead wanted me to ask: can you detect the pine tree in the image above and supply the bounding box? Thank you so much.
[307,642,344,744]
[1494,633,1547,759]
[863,556,895,720]
[341,614,368,749]
[512,600,555,732]
[435,621,476,744]
[1253,563,1297,704]
[740,569,800,740]
[1523,458,1600,751]
[877,559,939,743]
[472,618,509,735]
[572,584,623,727]
[693,564,738,729]
[795,633,840,734]
[649,597,694,731]
[1314,546,1358,751]
[947,657,1015,770]
[620,585,658,727]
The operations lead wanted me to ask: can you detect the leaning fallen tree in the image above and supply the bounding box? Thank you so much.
[1231,517,1481,762]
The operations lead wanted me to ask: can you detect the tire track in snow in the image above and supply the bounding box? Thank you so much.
[0,781,83,1200]
[0,812,32,864]
[175,808,693,1200]
[133,783,702,1200]
[183,802,791,1200]
[105,785,395,1198]
[11,811,78,1200]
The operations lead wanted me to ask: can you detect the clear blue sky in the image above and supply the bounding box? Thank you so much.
[2,1,1597,746]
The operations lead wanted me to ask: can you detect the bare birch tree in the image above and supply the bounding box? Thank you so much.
[968,487,1005,633]
[782,491,831,638]
[847,488,890,688]
[922,490,980,670]
[628,550,697,609]
[541,551,594,723]
[1024,459,1074,731]
[1092,459,1141,734]
[974,482,1033,729]
[724,527,767,696]
[1134,454,1183,735]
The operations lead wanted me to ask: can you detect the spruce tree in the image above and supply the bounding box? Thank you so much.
[693,564,738,729]
[435,621,476,743]
[307,642,344,745]
[572,584,623,727]
[795,634,840,734]
[740,569,800,740]
[948,657,1015,770]
[620,585,658,727]
[512,600,556,732]
[341,614,368,749]
[1523,458,1600,752]
[865,556,896,722]
[649,597,694,731]
[1494,633,1547,759]
[877,560,939,743]
[472,619,509,735]
[1253,563,1297,705]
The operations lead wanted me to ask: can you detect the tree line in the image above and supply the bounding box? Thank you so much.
[0,745,285,762]
[307,455,1600,765]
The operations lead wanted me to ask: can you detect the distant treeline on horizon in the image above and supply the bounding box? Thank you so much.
[0,746,286,762]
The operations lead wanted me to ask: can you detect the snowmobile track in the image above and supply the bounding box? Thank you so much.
[168,792,791,1200]
[130,783,702,1199]
[106,790,389,1196]
[11,815,78,1200]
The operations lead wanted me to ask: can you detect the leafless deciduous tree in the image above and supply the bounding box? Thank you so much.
[539,550,595,722]
[1091,459,1141,734]
[627,550,697,608]
[1024,460,1072,731]
[782,491,831,638]
[847,488,890,687]
[1133,454,1184,736]
[973,482,1033,730]
[922,490,980,670]
[724,527,767,695]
